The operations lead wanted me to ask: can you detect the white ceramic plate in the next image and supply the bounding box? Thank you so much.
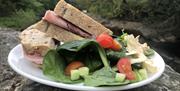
[8,44,165,91]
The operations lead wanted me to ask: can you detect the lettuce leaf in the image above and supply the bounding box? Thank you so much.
[43,39,110,84]
[84,67,129,86]
[106,49,126,61]
[43,50,82,83]
[57,39,110,68]
[43,39,130,86]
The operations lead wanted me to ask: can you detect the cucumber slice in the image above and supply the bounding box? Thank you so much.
[138,69,148,80]
[70,70,80,81]
[78,67,89,77]
[115,73,126,82]
[130,70,143,83]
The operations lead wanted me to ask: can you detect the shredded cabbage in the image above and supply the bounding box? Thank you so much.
[124,35,149,64]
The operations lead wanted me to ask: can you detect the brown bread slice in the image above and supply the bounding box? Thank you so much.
[31,20,49,32]
[19,29,55,56]
[46,24,84,42]
[24,20,49,32]
[54,0,113,37]
[24,20,83,42]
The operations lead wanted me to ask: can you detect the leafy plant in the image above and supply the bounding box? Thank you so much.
[0,0,58,29]
[0,10,38,29]
[67,0,180,22]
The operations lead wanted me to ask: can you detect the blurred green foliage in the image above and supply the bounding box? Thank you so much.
[0,10,37,29]
[0,0,58,29]
[0,0,179,29]
[67,0,180,22]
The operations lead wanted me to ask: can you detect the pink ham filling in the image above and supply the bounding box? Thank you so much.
[42,10,68,30]
[24,51,43,65]
[42,10,91,38]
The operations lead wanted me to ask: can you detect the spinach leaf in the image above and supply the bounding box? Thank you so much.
[57,39,110,68]
[106,37,127,61]
[43,39,129,86]
[43,50,82,83]
[58,50,77,63]
[84,67,129,86]
[106,49,126,61]
[83,48,103,72]
[60,45,103,72]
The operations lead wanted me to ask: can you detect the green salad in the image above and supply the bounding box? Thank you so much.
[42,33,157,86]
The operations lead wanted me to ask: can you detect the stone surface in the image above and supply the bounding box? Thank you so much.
[90,14,179,43]
[1,28,180,91]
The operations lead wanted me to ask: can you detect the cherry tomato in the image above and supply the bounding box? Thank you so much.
[110,40,121,51]
[96,33,114,48]
[117,58,135,80]
[65,61,84,76]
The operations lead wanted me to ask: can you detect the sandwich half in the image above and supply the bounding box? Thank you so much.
[19,29,56,66]
[23,0,112,42]
[53,0,112,37]
[19,0,113,66]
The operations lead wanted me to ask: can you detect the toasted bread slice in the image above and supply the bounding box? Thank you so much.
[54,0,113,36]
[20,29,55,56]
[46,24,84,42]
[24,20,49,32]
[32,20,49,32]
[25,20,83,42]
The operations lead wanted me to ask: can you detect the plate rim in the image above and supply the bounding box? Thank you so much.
[8,44,165,91]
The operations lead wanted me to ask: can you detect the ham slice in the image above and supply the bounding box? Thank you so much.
[43,10,91,38]
[24,51,43,65]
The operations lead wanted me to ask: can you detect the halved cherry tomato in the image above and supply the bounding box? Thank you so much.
[110,40,121,51]
[96,33,114,48]
[65,61,84,76]
[117,58,135,80]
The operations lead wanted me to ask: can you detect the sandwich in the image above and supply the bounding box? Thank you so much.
[25,0,112,42]
[19,29,55,65]
[19,0,112,66]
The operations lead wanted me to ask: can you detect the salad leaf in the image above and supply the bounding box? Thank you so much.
[106,49,126,61]
[84,67,129,86]
[76,45,103,72]
[58,45,103,72]
[119,33,128,41]
[105,37,127,63]
[42,50,82,83]
[118,33,128,46]
[43,39,114,84]
[144,48,154,57]
[130,69,143,83]
[57,39,110,68]
[84,52,103,72]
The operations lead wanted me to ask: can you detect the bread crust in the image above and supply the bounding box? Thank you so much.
[20,29,55,56]
[25,20,83,42]
[46,24,84,42]
[54,0,113,36]
[32,20,49,32]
